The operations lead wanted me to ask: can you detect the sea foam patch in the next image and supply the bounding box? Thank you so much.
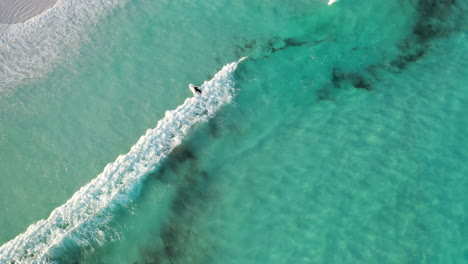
[0,0,127,93]
[0,57,246,263]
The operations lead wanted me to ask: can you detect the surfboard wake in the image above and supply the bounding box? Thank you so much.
[0,57,246,264]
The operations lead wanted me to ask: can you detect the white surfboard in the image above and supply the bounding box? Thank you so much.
[328,0,340,5]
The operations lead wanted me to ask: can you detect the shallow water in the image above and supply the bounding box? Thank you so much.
[1,0,467,263]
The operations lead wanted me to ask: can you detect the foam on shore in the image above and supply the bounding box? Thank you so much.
[0,0,127,93]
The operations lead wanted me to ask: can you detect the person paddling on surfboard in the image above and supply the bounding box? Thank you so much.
[193,86,202,94]
[189,83,202,95]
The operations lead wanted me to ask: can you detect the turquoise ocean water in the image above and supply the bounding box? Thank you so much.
[0,0,467,263]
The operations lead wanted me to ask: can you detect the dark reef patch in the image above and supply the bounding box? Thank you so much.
[136,132,221,263]
[142,168,217,263]
[316,88,334,101]
[331,68,372,91]
[412,0,458,41]
[267,36,326,55]
[152,145,198,180]
[233,38,257,57]
[157,168,214,264]
[387,0,460,72]
[314,0,461,101]
[390,48,426,71]
[316,68,372,101]
[248,36,328,61]
[267,37,308,54]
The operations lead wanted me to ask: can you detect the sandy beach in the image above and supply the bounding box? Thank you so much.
[0,0,57,24]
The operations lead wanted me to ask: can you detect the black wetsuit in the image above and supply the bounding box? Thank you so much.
[194,86,202,94]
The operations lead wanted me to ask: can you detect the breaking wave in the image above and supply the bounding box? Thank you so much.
[0,57,246,264]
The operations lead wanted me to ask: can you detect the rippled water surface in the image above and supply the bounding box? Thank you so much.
[0,0,467,263]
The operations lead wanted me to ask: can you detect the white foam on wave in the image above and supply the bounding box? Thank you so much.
[0,0,127,92]
[0,57,246,264]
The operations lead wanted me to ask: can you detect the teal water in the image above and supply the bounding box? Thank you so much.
[0,0,467,263]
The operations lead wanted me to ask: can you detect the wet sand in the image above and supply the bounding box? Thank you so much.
[0,0,57,24]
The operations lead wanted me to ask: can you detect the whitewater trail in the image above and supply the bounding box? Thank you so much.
[0,57,246,264]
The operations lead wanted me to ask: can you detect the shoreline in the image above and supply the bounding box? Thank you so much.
[0,0,57,24]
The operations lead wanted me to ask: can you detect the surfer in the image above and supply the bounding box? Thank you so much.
[189,83,202,95]
[193,86,202,94]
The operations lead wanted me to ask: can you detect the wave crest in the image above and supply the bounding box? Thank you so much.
[0,57,246,264]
